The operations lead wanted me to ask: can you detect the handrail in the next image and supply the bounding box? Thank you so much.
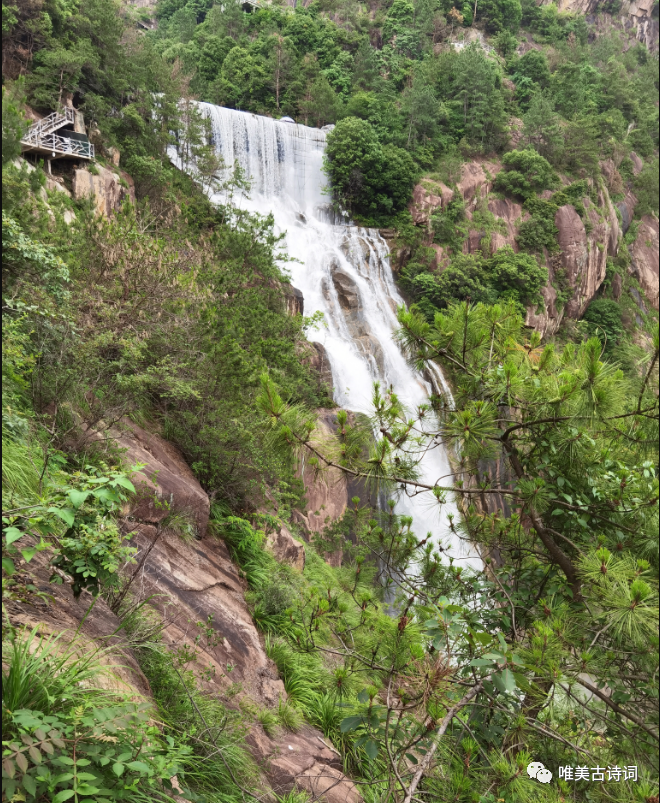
[22,107,75,144]
[21,131,95,159]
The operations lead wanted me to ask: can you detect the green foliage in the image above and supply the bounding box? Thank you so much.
[494,148,556,199]
[3,464,138,599]
[633,157,659,217]
[2,629,199,802]
[478,0,523,32]
[324,117,417,218]
[582,298,624,355]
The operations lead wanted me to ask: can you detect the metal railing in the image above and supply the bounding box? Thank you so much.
[25,132,95,159]
[22,107,74,144]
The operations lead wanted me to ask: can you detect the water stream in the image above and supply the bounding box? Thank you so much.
[173,104,481,569]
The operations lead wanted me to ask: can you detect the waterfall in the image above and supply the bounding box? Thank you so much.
[173,103,481,569]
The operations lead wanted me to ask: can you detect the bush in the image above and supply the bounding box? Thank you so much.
[494,149,556,200]
[486,245,548,306]
[516,215,559,253]
[2,629,196,802]
[324,117,417,219]
[582,299,624,354]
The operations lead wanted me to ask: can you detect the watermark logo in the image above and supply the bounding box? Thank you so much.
[527,762,552,784]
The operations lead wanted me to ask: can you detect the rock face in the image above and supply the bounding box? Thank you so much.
[10,418,360,801]
[409,179,454,225]
[326,262,385,374]
[456,160,501,208]
[284,284,304,316]
[105,420,210,538]
[486,198,525,253]
[266,524,306,571]
[539,0,658,50]
[72,165,135,217]
[246,728,360,802]
[630,215,659,309]
[294,411,349,536]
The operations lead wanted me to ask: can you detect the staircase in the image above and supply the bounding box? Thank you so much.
[21,107,94,160]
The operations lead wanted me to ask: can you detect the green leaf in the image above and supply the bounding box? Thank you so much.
[20,547,37,562]
[492,668,516,695]
[340,716,365,733]
[22,774,37,796]
[4,527,24,546]
[469,658,495,667]
[53,790,76,803]
[364,740,379,760]
[74,784,101,795]
[67,490,91,509]
[112,762,125,777]
[3,557,16,575]
[48,507,76,527]
[112,476,136,493]
[126,760,151,773]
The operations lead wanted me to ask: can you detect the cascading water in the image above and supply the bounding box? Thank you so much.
[173,103,480,569]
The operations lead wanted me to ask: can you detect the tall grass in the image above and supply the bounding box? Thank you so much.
[2,627,113,732]
[1,435,43,502]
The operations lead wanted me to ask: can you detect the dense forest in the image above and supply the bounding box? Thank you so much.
[2,0,659,801]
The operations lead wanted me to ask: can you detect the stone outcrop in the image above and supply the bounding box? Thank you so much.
[630,215,659,309]
[409,180,454,225]
[72,164,135,217]
[284,284,304,316]
[326,263,385,374]
[246,728,360,802]
[456,160,501,208]
[9,418,360,801]
[486,198,525,253]
[294,410,349,536]
[98,420,211,538]
[266,524,306,571]
[539,0,658,51]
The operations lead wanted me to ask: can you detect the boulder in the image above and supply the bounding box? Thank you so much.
[73,165,135,217]
[409,180,454,226]
[246,728,360,801]
[456,160,501,208]
[630,215,659,309]
[265,525,306,571]
[332,269,361,311]
[95,420,210,538]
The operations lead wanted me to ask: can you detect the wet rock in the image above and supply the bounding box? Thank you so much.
[310,341,334,393]
[72,165,135,217]
[265,525,306,571]
[284,284,304,316]
[332,269,361,311]
[294,411,349,536]
[630,215,659,309]
[488,198,525,253]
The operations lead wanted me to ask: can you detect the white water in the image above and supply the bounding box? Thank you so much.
[173,104,480,568]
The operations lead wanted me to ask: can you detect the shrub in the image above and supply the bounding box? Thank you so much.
[324,117,417,219]
[582,299,624,354]
[486,245,548,306]
[494,149,556,200]
[516,215,559,253]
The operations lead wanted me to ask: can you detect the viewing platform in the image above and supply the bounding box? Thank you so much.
[21,107,95,161]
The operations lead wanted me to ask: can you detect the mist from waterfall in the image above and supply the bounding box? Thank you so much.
[174,103,481,569]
